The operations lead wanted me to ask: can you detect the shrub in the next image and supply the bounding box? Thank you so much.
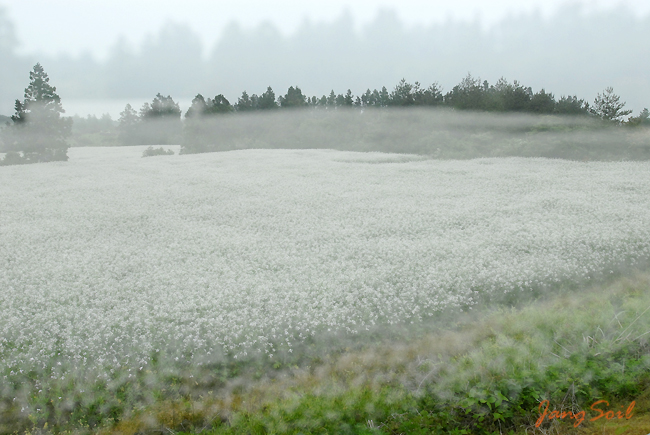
[142,146,174,157]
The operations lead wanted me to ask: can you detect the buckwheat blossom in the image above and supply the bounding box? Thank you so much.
[0,147,649,385]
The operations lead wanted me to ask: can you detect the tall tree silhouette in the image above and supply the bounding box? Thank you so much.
[2,63,71,164]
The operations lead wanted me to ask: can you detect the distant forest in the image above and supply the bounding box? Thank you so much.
[58,74,647,162]
[1,4,650,114]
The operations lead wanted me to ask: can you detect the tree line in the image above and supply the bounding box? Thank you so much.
[1,64,649,165]
[114,74,647,147]
[3,6,650,115]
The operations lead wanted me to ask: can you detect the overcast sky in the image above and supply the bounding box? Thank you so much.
[4,0,649,61]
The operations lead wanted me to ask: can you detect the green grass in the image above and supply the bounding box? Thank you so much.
[14,270,644,435]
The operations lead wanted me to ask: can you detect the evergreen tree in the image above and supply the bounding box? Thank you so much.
[529,89,556,114]
[370,89,382,107]
[590,87,632,124]
[490,78,532,112]
[117,103,140,145]
[421,83,444,106]
[185,94,208,118]
[279,86,307,108]
[2,63,71,164]
[390,79,415,106]
[138,93,182,144]
[555,95,589,115]
[343,89,354,106]
[250,94,260,110]
[326,90,337,107]
[378,87,390,107]
[361,89,375,107]
[258,87,278,110]
[235,91,255,111]
[626,108,650,127]
[143,93,182,119]
[206,95,234,114]
[445,73,486,110]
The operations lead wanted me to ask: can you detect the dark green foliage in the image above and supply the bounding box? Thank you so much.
[1,63,71,164]
[390,79,415,106]
[529,89,556,114]
[106,76,642,156]
[235,91,255,112]
[187,94,234,117]
[445,73,488,111]
[490,78,533,112]
[120,93,182,145]
[389,80,445,107]
[555,95,590,115]
[142,93,182,119]
[335,92,346,107]
[258,86,278,110]
[326,90,337,107]
[142,146,174,157]
[206,95,234,115]
[626,108,650,127]
[343,89,354,106]
[415,82,444,106]
[185,94,208,118]
[279,86,308,108]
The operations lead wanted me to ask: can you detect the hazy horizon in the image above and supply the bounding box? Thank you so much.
[1,0,649,117]
[7,0,649,61]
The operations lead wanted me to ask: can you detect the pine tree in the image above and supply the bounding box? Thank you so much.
[258,87,278,110]
[327,90,337,107]
[390,79,415,106]
[343,89,354,106]
[206,95,233,114]
[2,63,71,164]
[185,94,208,118]
[626,108,650,127]
[117,103,140,145]
[235,91,255,112]
[138,93,182,144]
[590,87,632,124]
[279,86,307,108]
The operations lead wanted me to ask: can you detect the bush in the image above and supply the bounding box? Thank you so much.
[0,151,28,166]
[142,146,174,157]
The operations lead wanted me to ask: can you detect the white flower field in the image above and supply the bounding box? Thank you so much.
[1,146,650,386]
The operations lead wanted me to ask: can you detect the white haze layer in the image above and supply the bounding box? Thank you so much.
[1,147,650,380]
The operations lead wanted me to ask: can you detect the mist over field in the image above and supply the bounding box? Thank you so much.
[3,1,650,433]
[1,1,650,116]
[178,108,650,160]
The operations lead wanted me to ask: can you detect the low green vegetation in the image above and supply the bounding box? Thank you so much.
[142,146,175,157]
[1,147,650,433]
[7,270,650,434]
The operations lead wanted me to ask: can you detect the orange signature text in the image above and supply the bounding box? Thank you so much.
[535,399,635,428]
